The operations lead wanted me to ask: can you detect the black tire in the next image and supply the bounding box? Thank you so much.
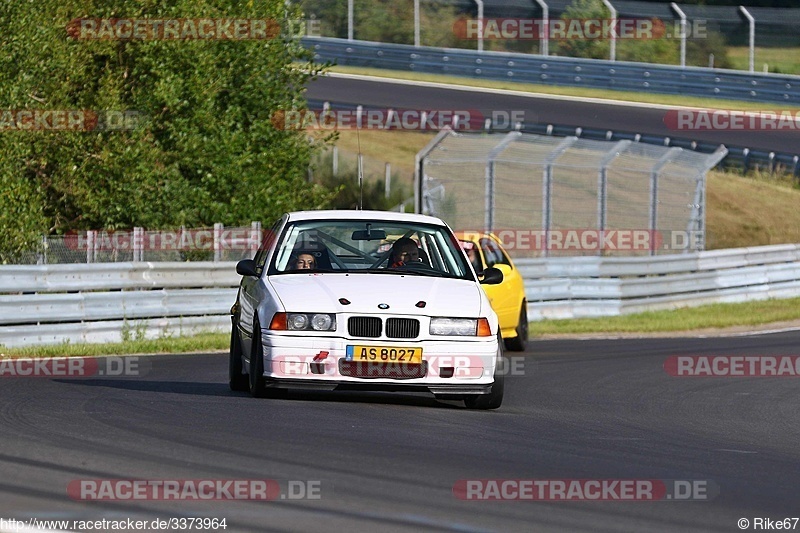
[465,337,505,410]
[229,319,249,392]
[504,301,528,352]
[249,321,268,398]
[249,320,288,399]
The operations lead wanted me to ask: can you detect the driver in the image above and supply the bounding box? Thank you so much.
[388,237,421,268]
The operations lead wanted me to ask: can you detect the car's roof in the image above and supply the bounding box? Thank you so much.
[454,231,493,242]
[285,210,448,225]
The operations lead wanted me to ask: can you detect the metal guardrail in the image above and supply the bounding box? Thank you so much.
[0,262,239,348]
[516,244,800,320]
[521,123,800,178]
[3,245,800,347]
[303,37,800,105]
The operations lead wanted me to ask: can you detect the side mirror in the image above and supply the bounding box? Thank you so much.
[236,259,259,277]
[480,266,503,285]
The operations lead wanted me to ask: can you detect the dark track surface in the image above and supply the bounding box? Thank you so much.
[306,75,800,154]
[2,332,799,532]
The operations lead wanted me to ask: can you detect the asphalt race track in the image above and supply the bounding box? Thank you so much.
[2,332,799,532]
[306,75,800,155]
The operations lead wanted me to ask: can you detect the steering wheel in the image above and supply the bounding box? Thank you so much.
[392,260,437,273]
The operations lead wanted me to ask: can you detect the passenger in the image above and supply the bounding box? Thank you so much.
[388,237,421,268]
[467,247,483,272]
[293,252,316,270]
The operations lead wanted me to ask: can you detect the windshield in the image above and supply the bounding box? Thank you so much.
[268,218,473,280]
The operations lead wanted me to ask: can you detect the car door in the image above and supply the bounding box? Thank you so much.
[238,217,283,353]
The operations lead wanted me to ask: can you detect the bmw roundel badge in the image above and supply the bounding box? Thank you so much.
[378,303,390,309]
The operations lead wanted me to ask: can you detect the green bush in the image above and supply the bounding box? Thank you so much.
[0,0,334,259]
[311,149,413,211]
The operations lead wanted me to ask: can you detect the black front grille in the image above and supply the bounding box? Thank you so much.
[348,316,382,338]
[386,318,420,339]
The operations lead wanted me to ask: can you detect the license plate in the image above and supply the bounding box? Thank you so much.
[346,345,423,364]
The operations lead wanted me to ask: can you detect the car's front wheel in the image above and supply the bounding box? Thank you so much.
[504,301,528,352]
[249,319,288,400]
[229,319,249,392]
[249,320,268,398]
[465,337,505,410]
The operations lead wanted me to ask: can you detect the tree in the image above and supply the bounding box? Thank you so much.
[0,0,333,261]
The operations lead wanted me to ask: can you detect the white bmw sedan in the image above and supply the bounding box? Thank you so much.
[229,210,505,409]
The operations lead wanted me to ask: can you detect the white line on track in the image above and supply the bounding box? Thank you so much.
[715,449,758,454]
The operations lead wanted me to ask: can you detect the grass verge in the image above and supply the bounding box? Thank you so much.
[727,46,800,75]
[6,296,800,358]
[1,332,228,358]
[531,297,800,336]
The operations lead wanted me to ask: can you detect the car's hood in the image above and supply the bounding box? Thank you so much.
[268,273,486,317]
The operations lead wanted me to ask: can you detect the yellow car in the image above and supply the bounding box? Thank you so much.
[456,232,528,351]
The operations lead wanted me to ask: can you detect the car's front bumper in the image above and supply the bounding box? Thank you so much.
[258,333,499,393]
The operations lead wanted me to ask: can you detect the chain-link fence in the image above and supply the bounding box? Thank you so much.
[417,129,728,257]
[14,223,263,265]
[302,0,800,66]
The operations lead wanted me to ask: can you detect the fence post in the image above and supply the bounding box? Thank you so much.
[739,6,755,73]
[250,221,262,257]
[670,3,687,68]
[214,223,223,262]
[533,0,549,56]
[414,0,420,47]
[86,230,95,264]
[347,0,354,40]
[333,145,338,176]
[602,0,617,62]
[37,235,47,265]
[133,227,144,262]
[542,137,578,257]
[385,163,391,198]
[598,140,630,256]
[485,131,521,232]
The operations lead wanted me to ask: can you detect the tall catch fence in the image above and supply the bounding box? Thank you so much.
[12,223,262,265]
[416,128,728,257]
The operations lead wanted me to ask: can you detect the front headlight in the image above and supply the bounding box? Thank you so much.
[286,313,336,332]
[430,317,478,336]
[430,317,493,336]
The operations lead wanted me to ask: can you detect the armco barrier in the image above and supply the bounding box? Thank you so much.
[517,244,800,320]
[0,262,239,348]
[303,37,800,105]
[3,245,800,347]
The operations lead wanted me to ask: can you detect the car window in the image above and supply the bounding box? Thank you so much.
[480,238,510,269]
[459,240,484,272]
[268,219,473,279]
[254,218,283,275]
